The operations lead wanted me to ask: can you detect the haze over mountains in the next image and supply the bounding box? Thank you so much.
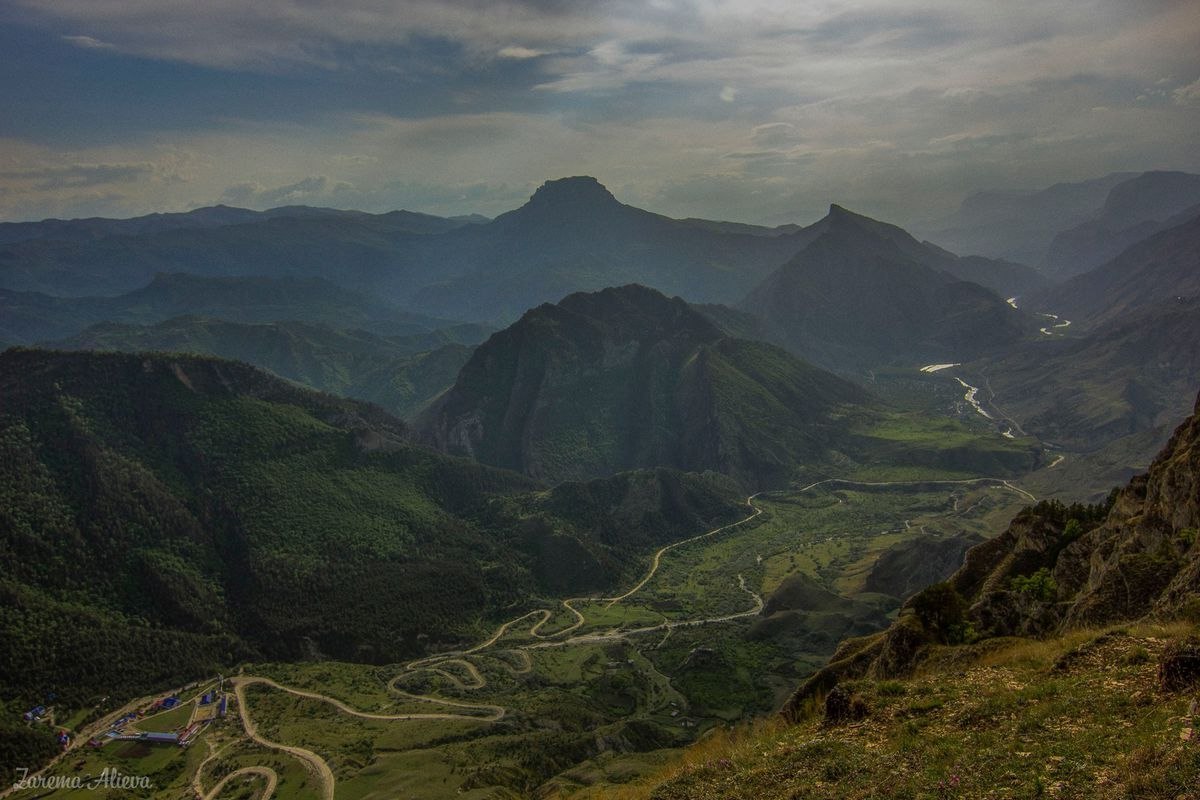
[0,176,1038,326]
[923,170,1200,278]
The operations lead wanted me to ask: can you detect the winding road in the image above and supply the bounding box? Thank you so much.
[232,679,334,800]
[200,766,277,800]
[603,494,763,608]
[99,480,1035,800]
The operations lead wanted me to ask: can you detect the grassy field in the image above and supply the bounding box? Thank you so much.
[135,703,193,733]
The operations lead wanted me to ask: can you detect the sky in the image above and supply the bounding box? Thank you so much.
[1,0,1198,226]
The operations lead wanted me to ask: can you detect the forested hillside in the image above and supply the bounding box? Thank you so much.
[0,349,748,709]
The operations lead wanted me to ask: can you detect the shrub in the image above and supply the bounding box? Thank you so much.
[1158,636,1200,691]
[911,583,967,643]
[1010,567,1058,602]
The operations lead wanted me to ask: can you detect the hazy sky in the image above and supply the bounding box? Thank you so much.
[2,0,1198,225]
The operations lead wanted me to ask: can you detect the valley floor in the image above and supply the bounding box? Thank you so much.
[8,477,1034,799]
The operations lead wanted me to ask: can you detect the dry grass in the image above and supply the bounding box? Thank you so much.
[570,620,1200,800]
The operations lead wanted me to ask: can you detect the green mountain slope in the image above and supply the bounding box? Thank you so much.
[416,284,873,487]
[47,315,476,419]
[0,349,748,711]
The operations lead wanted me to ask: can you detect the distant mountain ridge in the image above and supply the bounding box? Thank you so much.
[1040,171,1200,279]
[920,172,1136,264]
[0,272,474,344]
[0,176,1043,326]
[741,205,1032,371]
[0,203,481,247]
[920,170,1200,277]
[1036,210,1200,326]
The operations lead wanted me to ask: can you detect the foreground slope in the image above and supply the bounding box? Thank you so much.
[639,620,1199,800]
[629,394,1200,800]
[785,391,1200,710]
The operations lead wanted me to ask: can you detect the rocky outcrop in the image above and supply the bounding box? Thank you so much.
[782,393,1200,717]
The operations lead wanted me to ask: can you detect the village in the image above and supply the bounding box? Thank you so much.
[19,677,228,762]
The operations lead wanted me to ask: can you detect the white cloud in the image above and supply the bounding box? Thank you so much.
[61,34,114,49]
[1173,76,1200,105]
[497,46,548,59]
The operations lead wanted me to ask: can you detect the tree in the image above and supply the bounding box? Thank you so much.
[911,583,967,643]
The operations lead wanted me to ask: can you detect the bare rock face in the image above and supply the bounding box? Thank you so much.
[1056,397,1200,628]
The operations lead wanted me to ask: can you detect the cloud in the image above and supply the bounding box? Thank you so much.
[497,45,548,59]
[221,175,328,206]
[1173,76,1200,105]
[2,1,1199,225]
[61,34,114,49]
[0,162,158,190]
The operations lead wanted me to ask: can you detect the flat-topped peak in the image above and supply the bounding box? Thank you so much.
[526,176,619,207]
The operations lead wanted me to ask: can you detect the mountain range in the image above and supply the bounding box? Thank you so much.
[0,177,1039,326]
[2,165,1199,798]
